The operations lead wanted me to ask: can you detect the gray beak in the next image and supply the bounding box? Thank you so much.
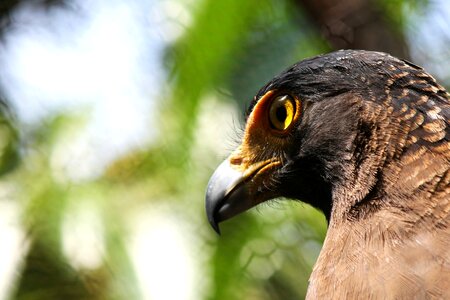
[205,159,251,234]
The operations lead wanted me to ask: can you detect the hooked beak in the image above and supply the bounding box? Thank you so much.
[205,158,279,234]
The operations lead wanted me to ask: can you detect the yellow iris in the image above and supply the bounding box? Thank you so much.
[268,95,296,131]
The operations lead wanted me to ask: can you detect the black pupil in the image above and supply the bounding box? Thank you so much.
[276,105,287,122]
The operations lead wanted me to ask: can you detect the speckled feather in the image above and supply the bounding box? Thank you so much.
[248,50,450,299]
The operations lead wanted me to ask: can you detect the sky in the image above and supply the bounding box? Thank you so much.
[406,0,450,83]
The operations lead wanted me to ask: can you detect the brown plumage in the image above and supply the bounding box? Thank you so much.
[205,50,450,298]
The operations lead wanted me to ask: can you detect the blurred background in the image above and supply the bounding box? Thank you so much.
[0,0,448,299]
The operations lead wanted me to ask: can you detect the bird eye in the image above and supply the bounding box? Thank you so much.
[268,95,296,131]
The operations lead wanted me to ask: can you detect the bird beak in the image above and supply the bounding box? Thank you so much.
[205,159,248,234]
[205,157,278,234]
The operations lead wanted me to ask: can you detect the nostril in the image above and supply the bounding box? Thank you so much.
[230,156,243,165]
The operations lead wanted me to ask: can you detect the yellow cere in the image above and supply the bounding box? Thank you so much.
[269,95,295,131]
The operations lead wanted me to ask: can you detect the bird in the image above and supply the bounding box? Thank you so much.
[205,49,450,299]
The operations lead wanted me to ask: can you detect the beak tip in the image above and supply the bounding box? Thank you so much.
[206,193,221,235]
[206,193,222,235]
[209,218,221,235]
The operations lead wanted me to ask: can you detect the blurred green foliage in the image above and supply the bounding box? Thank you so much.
[0,99,19,175]
[0,0,445,299]
[168,2,328,297]
[376,0,428,29]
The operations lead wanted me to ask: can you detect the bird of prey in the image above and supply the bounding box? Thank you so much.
[205,50,450,299]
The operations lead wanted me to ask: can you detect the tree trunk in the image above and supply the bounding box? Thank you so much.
[293,0,409,59]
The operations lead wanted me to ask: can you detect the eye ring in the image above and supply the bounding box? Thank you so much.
[268,94,297,132]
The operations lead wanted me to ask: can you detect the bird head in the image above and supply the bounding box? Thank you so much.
[205,50,449,233]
